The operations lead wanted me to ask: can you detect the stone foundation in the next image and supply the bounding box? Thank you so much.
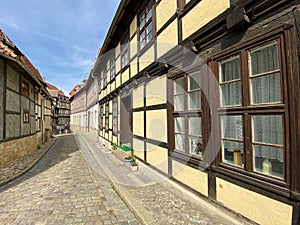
[0,134,38,168]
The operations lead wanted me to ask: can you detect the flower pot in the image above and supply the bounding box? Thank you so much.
[124,159,132,166]
[131,165,138,172]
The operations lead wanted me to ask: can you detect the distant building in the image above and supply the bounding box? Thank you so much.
[46,82,70,132]
[0,29,53,168]
[69,81,87,132]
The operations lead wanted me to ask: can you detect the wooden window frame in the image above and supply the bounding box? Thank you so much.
[110,55,116,80]
[112,97,118,136]
[172,72,205,159]
[121,32,130,71]
[99,105,104,130]
[138,0,155,52]
[213,30,290,187]
[105,102,109,132]
[20,77,30,98]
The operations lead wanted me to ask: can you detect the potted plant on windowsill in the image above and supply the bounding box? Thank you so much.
[131,158,138,171]
[124,155,132,166]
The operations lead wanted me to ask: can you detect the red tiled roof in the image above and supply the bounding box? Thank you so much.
[0,29,17,58]
[20,55,45,83]
[46,82,59,91]
[58,90,65,96]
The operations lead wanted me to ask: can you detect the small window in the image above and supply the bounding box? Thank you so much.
[221,115,244,167]
[21,78,30,97]
[173,73,203,157]
[252,115,284,178]
[121,33,129,69]
[189,117,203,156]
[139,1,154,50]
[112,98,118,135]
[250,42,281,104]
[219,56,241,106]
[110,57,116,80]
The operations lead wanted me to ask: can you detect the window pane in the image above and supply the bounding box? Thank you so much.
[190,137,203,156]
[188,73,200,91]
[146,6,152,22]
[250,42,279,75]
[222,140,244,166]
[252,115,283,145]
[174,95,184,111]
[253,145,284,179]
[140,14,145,28]
[221,82,241,106]
[175,134,185,151]
[221,115,243,140]
[147,23,152,42]
[174,78,184,94]
[251,73,281,104]
[220,56,240,82]
[188,91,201,110]
[175,117,185,133]
[189,117,201,136]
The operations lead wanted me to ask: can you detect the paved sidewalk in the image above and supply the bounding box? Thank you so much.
[77,132,254,225]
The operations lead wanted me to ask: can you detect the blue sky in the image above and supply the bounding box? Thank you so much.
[0,0,120,95]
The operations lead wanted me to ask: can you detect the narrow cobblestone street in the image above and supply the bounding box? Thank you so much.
[0,133,252,225]
[0,135,138,225]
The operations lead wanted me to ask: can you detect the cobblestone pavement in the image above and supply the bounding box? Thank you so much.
[77,132,254,225]
[0,135,138,225]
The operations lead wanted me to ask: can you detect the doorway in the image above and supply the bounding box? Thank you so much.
[120,94,132,146]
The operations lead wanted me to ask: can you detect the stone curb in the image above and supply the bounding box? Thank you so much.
[0,137,57,187]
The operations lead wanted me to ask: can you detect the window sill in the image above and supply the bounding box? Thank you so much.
[218,103,285,113]
[172,150,207,170]
[139,40,155,56]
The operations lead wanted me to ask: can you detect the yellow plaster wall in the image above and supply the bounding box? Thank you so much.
[146,143,168,174]
[130,35,138,58]
[146,75,167,106]
[172,160,208,197]
[156,0,177,32]
[130,16,137,38]
[116,55,121,74]
[111,81,115,92]
[105,132,108,140]
[182,0,230,40]
[216,178,293,225]
[146,109,167,143]
[133,85,144,109]
[116,74,121,89]
[109,131,112,142]
[133,138,144,159]
[116,42,120,58]
[139,45,155,71]
[130,57,138,78]
[112,135,117,145]
[157,20,178,58]
[122,68,130,84]
[133,111,144,137]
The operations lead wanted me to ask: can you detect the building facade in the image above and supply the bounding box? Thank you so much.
[0,29,53,168]
[92,0,300,224]
[69,82,87,132]
[46,82,70,132]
